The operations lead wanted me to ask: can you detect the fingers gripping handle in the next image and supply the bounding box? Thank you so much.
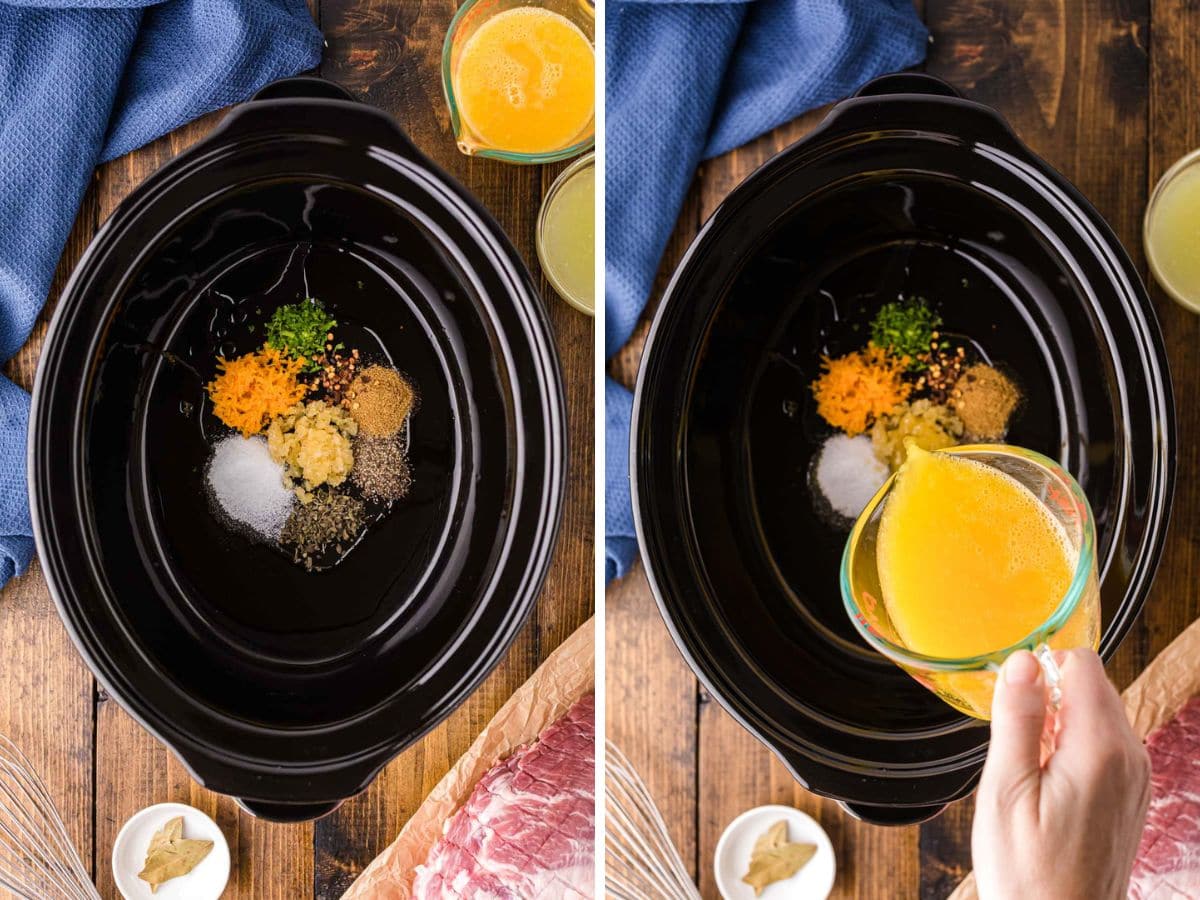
[1035,643,1064,710]
[1035,643,1064,762]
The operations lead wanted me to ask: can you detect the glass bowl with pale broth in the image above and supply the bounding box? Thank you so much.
[1145,148,1200,312]
[537,152,595,314]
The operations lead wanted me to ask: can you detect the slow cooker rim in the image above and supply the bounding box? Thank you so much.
[28,94,568,805]
[630,88,1175,806]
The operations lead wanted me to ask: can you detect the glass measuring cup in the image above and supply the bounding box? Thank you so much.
[537,151,595,313]
[840,445,1101,720]
[441,0,595,163]
[1145,147,1200,312]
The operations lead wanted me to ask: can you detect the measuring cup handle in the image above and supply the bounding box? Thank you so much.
[1033,642,1064,762]
[1034,643,1064,710]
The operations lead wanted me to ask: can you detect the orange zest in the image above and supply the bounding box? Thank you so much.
[207,347,308,437]
[812,345,911,436]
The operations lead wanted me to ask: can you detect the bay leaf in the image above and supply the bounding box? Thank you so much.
[743,843,818,896]
[138,817,214,893]
[751,820,788,857]
[146,816,183,857]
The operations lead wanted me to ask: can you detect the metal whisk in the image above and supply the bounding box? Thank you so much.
[605,741,701,900]
[0,734,99,900]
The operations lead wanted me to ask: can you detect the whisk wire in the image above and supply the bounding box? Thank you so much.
[0,734,100,900]
[606,752,696,891]
[605,741,702,900]
[0,764,84,886]
[0,762,80,896]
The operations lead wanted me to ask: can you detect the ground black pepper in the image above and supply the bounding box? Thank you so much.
[351,438,412,503]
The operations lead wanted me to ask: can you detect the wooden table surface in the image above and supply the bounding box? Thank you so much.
[0,3,593,898]
[607,1,1199,897]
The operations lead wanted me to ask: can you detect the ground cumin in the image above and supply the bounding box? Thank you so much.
[952,363,1021,439]
[346,366,415,437]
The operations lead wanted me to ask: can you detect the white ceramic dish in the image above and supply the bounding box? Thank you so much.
[112,802,230,900]
[714,804,836,900]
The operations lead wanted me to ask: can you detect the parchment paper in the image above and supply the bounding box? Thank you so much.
[948,616,1200,900]
[342,617,595,899]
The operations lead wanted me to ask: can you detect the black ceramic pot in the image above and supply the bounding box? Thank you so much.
[29,78,565,821]
[632,74,1174,825]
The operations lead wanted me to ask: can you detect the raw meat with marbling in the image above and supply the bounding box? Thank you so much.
[412,693,595,899]
[1129,696,1200,899]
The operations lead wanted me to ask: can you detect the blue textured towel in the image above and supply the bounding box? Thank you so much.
[0,0,322,587]
[605,0,928,582]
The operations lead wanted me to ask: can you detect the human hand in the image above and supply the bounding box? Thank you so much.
[971,648,1151,900]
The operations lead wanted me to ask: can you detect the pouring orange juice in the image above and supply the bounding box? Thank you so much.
[842,444,1100,719]
[444,1,595,160]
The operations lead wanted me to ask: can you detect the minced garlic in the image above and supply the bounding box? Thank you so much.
[267,400,357,502]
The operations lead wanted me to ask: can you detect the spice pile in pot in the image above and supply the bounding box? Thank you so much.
[202,297,418,571]
[808,296,1022,524]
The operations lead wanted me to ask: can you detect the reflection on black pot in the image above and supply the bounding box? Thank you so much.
[29,78,565,820]
[632,74,1173,825]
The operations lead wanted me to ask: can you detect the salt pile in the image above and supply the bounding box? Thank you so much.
[813,434,889,520]
[207,435,293,540]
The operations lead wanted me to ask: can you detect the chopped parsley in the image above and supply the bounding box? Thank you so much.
[265,299,337,371]
[869,297,942,370]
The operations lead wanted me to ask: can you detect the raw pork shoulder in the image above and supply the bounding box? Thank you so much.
[413,693,595,899]
[1130,696,1200,899]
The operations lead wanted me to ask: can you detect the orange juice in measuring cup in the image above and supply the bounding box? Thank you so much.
[443,0,595,162]
[841,444,1100,719]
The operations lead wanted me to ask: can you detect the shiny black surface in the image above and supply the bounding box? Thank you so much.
[633,75,1174,823]
[139,213,467,670]
[30,80,565,818]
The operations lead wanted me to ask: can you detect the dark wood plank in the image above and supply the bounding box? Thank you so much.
[1143,0,1200,672]
[322,0,545,251]
[606,564,699,882]
[312,2,595,894]
[536,156,597,664]
[0,563,96,892]
[0,179,100,900]
[696,695,922,900]
[694,109,824,217]
[94,700,314,900]
[0,564,96,898]
[918,799,974,899]
[87,118,316,900]
[920,1,1156,895]
[690,103,924,900]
